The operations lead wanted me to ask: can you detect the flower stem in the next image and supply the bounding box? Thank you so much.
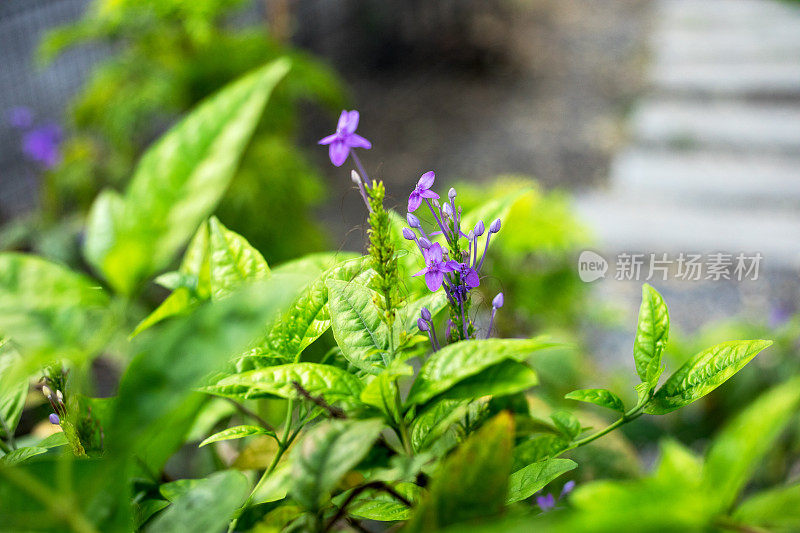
[350,152,371,190]
[566,405,645,452]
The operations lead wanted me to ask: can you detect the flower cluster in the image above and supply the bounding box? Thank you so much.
[41,384,65,426]
[7,106,62,169]
[402,171,503,344]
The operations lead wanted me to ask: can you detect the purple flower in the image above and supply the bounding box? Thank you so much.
[49,413,60,425]
[493,292,504,308]
[420,307,432,321]
[417,317,429,331]
[403,228,416,240]
[407,212,421,228]
[473,220,485,236]
[490,218,502,233]
[408,171,439,213]
[8,106,33,129]
[536,493,556,512]
[456,262,480,289]
[413,243,458,292]
[22,124,62,168]
[318,110,372,167]
[560,480,576,498]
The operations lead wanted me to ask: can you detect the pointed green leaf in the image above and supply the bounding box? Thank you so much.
[361,359,414,421]
[644,340,772,414]
[0,446,49,466]
[506,458,577,503]
[633,284,669,383]
[438,360,538,401]
[199,425,275,447]
[565,389,625,413]
[207,216,270,299]
[131,288,196,338]
[326,279,390,373]
[344,482,419,522]
[512,434,570,471]
[550,411,581,441]
[207,363,365,412]
[410,399,472,453]
[406,412,514,531]
[290,419,384,511]
[702,376,800,510]
[406,338,556,406]
[0,342,27,439]
[84,59,290,294]
[734,483,800,532]
[148,471,249,533]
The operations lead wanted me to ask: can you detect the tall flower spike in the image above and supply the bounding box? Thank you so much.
[318,110,372,167]
[408,171,439,212]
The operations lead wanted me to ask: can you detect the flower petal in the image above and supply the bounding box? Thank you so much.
[412,267,429,277]
[318,133,338,145]
[329,141,350,167]
[425,270,444,292]
[444,260,460,272]
[427,243,443,262]
[419,189,439,200]
[344,110,360,134]
[408,192,422,213]
[346,133,372,149]
[336,110,349,131]
[417,170,435,190]
[464,268,480,288]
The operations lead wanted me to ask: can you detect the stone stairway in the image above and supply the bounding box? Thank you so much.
[576,0,800,270]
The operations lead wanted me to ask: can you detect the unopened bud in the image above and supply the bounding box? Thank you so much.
[448,187,457,200]
[417,317,429,332]
[42,385,53,400]
[419,238,432,249]
[492,292,504,309]
[490,218,501,233]
[49,414,60,425]
[406,212,421,228]
[433,199,440,209]
[402,228,415,240]
[56,390,64,403]
[474,220,485,236]
[420,307,432,321]
[350,170,362,185]
[442,203,453,217]
[468,230,474,241]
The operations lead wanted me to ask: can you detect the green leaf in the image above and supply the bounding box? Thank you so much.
[130,288,196,338]
[251,464,292,505]
[0,253,109,383]
[326,279,390,373]
[199,425,275,447]
[406,338,555,406]
[410,399,471,453]
[262,255,372,362]
[406,412,514,531]
[361,359,413,421]
[702,376,800,510]
[565,389,625,413]
[0,446,48,466]
[512,434,570,471]
[345,482,419,522]
[147,471,249,533]
[633,284,669,383]
[84,59,290,295]
[207,362,365,412]
[734,483,800,532]
[460,187,536,239]
[271,252,360,278]
[550,411,581,441]
[644,340,772,415]
[506,458,577,504]
[206,216,270,299]
[438,360,538,401]
[290,419,384,511]
[0,342,27,439]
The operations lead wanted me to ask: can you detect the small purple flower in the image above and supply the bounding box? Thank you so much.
[407,212,421,228]
[408,171,439,212]
[560,480,576,498]
[456,262,480,289]
[413,243,458,292]
[420,307,432,321]
[490,218,502,233]
[536,493,556,512]
[403,228,416,240]
[49,413,60,425]
[473,220,485,237]
[7,106,33,129]
[417,317,429,331]
[318,110,372,167]
[22,124,62,168]
[493,292,504,308]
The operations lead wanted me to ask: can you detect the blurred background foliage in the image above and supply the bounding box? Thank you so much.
[23,0,349,266]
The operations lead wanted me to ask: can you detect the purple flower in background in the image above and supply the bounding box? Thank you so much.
[318,110,372,167]
[22,124,62,168]
[7,106,33,129]
[413,242,457,292]
[407,171,439,212]
[560,480,576,498]
[49,413,60,425]
[536,493,556,512]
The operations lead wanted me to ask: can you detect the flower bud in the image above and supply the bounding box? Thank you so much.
[445,319,453,339]
[56,390,64,403]
[42,385,53,400]
[49,414,60,425]
[402,228,416,240]
[492,292,504,308]
[350,170,362,185]
[490,218,501,233]
[474,220,485,236]
[406,212,421,228]
[442,202,453,217]
[433,199,440,209]
[448,187,457,200]
[420,307,432,321]
[419,237,432,249]
[467,230,474,241]
[417,317,429,332]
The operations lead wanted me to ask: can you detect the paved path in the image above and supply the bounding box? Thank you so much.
[576,0,800,270]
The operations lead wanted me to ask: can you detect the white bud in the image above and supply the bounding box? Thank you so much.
[351,170,362,185]
[42,385,53,400]
[56,390,64,403]
[468,230,474,240]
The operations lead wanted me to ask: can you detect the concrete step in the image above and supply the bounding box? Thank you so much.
[657,0,800,29]
[610,149,800,208]
[653,27,800,64]
[650,61,800,99]
[631,99,800,152]
[574,193,800,268]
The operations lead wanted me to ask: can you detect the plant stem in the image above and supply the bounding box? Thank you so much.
[567,406,644,451]
[0,438,11,454]
[0,412,16,450]
[224,398,277,433]
[393,384,412,455]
